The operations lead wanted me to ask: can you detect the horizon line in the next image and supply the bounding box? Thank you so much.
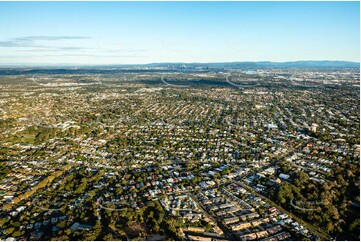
[0,59,359,68]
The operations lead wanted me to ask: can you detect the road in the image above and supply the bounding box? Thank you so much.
[161,74,190,88]
[225,73,259,89]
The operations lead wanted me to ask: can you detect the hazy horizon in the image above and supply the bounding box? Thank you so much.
[0,1,360,65]
[0,60,359,68]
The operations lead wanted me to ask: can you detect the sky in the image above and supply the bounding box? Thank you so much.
[0,1,359,65]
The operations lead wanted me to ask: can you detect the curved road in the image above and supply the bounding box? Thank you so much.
[225,73,259,89]
[161,74,190,88]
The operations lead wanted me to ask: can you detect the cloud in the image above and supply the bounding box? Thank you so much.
[57,54,146,58]
[0,36,148,60]
[0,36,148,53]
[0,36,91,48]
[17,36,90,41]
[0,54,146,58]
[14,47,91,52]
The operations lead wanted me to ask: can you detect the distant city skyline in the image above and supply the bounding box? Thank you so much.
[0,1,359,65]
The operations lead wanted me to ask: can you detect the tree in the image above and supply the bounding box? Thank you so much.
[12,231,23,237]
[294,171,309,187]
[84,220,101,241]
[349,219,360,232]
[147,211,154,221]
[152,218,160,232]
[103,233,114,241]
[5,227,14,235]
[326,222,334,233]
[116,187,123,195]
[275,183,294,205]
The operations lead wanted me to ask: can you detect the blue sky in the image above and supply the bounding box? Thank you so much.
[0,1,359,65]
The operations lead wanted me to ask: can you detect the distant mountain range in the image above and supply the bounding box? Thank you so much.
[145,61,360,69]
[0,61,358,75]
